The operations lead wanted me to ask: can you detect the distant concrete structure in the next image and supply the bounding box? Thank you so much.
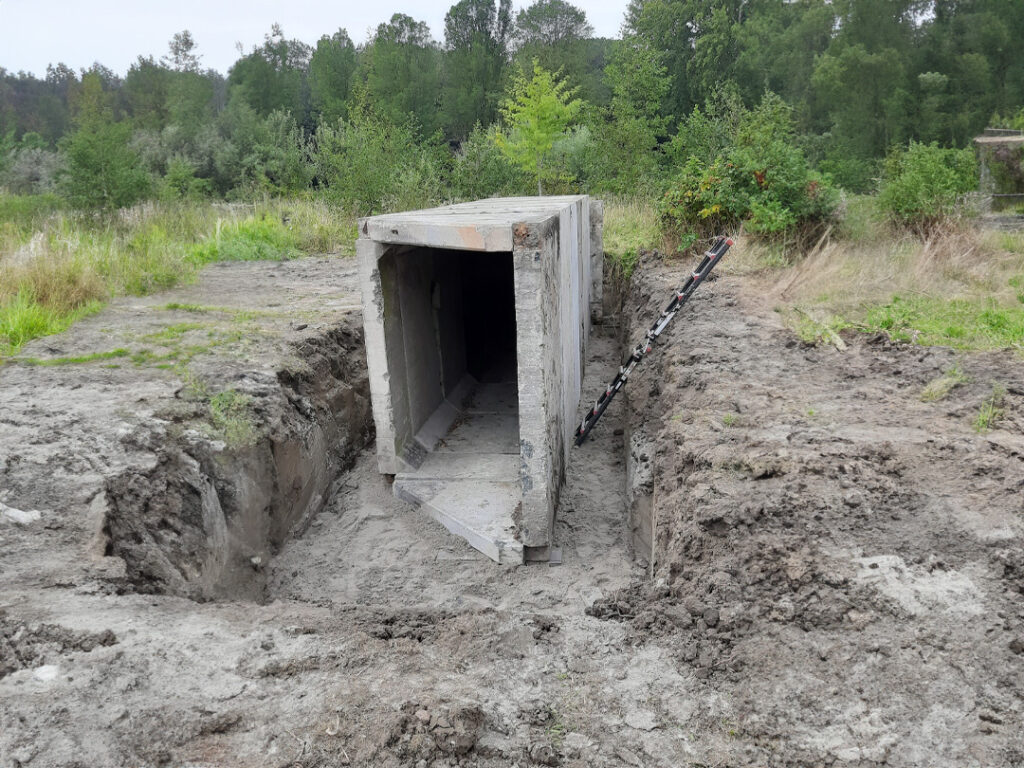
[358,196,603,564]
[974,128,1024,212]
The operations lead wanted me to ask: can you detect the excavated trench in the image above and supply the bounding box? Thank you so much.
[99,323,373,602]
[96,256,640,604]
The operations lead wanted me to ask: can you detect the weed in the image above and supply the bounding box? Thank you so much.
[920,365,968,402]
[141,322,204,343]
[15,348,130,366]
[604,197,661,277]
[722,412,737,427]
[784,308,849,349]
[0,288,103,356]
[974,384,1006,433]
[188,217,300,265]
[209,389,257,448]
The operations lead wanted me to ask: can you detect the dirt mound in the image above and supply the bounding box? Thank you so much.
[0,613,117,678]
[613,255,1024,764]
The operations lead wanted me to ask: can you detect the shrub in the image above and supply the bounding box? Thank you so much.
[1,148,65,195]
[312,108,445,215]
[451,123,531,201]
[188,216,300,265]
[877,141,976,230]
[660,94,839,246]
[161,157,213,200]
[60,121,152,210]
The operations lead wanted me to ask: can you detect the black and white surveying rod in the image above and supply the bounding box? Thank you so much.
[574,235,734,446]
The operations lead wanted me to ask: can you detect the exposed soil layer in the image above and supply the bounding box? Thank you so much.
[602,252,1024,765]
[1,250,1022,767]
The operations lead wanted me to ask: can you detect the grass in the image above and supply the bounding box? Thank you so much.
[768,197,1024,352]
[208,389,257,448]
[974,384,1006,433]
[921,365,969,402]
[604,197,661,278]
[16,347,130,366]
[0,195,358,359]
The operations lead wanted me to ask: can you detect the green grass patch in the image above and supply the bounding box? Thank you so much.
[0,289,104,357]
[141,322,205,343]
[14,347,130,366]
[974,384,1006,433]
[920,365,969,402]
[864,295,1024,350]
[604,198,661,278]
[209,389,257,448]
[188,217,300,265]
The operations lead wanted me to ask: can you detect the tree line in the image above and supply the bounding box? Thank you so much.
[1,0,1022,208]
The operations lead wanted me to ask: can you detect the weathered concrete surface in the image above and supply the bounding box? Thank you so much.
[359,197,603,561]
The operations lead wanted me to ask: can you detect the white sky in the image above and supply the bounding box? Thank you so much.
[0,0,628,77]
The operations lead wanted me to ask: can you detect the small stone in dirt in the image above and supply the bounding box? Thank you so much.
[624,708,657,731]
[702,607,720,628]
[615,746,643,766]
[528,741,559,766]
[613,428,624,436]
[416,709,431,724]
[1009,638,1024,655]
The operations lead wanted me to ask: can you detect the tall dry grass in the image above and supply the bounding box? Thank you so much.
[0,196,359,357]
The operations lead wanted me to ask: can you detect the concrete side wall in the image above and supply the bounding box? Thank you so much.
[512,220,557,545]
[358,239,401,474]
[513,197,593,547]
[396,252,445,436]
[433,252,468,396]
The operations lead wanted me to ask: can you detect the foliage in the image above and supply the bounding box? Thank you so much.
[1,147,64,194]
[495,61,582,194]
[309,30,357,125]
[588,36,671,194]
[660,94,838,244]
[312,107,446,215]
[228,24,312,120]
[440,0,512,141]
[866,295,1024,350]
[188,216,300,265]
[354,14,443,137]
[877,141,977,230]
[59,119,151,210]
[450,122,530,200]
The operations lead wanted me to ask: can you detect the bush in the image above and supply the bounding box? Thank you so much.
[161,157,213,200]
[1,148,65,195]
[188,216,300,265]
[312,108,445,215]
[60,121,152,210]
[877,141,976,230]
[450,123,530,200]
[660,94,839,245]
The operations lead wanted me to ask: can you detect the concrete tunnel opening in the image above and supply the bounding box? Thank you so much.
[380,246,520,461]
[359,196,604,565]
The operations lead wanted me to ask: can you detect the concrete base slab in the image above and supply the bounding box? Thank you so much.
[394,478,523,565]
[394,381,522,564]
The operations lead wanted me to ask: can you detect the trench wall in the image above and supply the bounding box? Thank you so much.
[101,323,373,601]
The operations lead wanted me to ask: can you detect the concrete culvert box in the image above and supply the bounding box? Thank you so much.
[358,196,603,564]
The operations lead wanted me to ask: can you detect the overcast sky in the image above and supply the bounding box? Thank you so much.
[0,1,628,78]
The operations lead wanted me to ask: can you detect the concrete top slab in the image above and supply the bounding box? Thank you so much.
[358,196,589,252]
